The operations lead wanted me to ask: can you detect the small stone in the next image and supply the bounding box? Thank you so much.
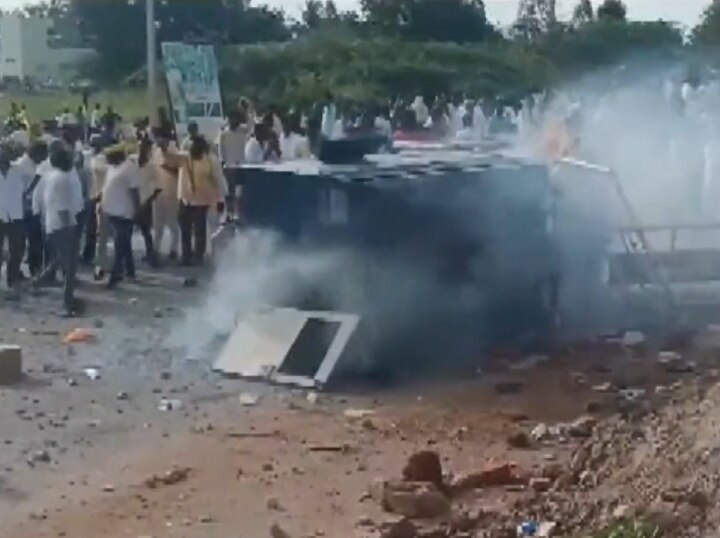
[240,393,260,407]
[153,308,163,318]
[507,431,531,449]
[262,462,274,472]
[402,451,443,489]
[93,319,104,328]
[529,477,552,492]
[116,392,129,401]
[198,515,213,523]
[380,518,417,538]
[102,484,115,492]
[568,416,596,438]
[129,297,139,305]
[30,449,51,463]
[381,481,451,518]
[160,371,172,380]
[270,523,293,538]
[531,423,550,442]
[67,378,77,387]
[306,391,319,404]
[356,515,375,527]
[266,496,283,511]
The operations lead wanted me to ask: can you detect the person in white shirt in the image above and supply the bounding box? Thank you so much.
[473,101,487,139]
[101,145,141,288]
[90,103,102,134]
[217,110,249,217]
[280,115,311,161]
[245,123,279,164]
[36,147,83,316]
[321,92,338,139]
[14,141,49,277]
[0,146,26,290]
[152,134,182,261]
[410,96,430,127]
[57,107,77,128]
[135,138,161,267]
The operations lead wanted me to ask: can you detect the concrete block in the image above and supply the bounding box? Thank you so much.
[0,345,22,384]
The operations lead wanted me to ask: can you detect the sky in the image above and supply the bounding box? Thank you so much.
[0,0,710,28]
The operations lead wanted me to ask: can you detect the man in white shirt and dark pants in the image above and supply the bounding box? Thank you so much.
[0,145,26,291]
[38,146,82,316]
[217,110,248,218]
[14,141,49,277]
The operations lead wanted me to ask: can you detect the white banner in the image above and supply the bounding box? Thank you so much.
[161,42,225,141]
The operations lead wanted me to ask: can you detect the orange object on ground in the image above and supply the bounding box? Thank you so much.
[62,328,96,344]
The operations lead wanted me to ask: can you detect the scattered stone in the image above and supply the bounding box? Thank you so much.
[153,308,163,318]
[93,319,104,328]
[102,484,115,492]
[619,388,646,403]
[507,431,532,449]
[380,518,417,538]
[356,515,375,527]
[538,521,558,537]
[83,368,101,380]
[621,331,646,348]
[129,297,139,305]
[402,451,444,489]
[262,462,275,472]
[67,378,77,387]
[117,392,129,401]
[306,391,319,404]
[198,515,213,523]
[62,328,96,344]
[568,416,596,438]
[612,504,633,520]
[361,418,378,432]
[157,398,182,411]
[530,423,550,442]
[270,523,293,538]
[143,467,191,489]
[28,449,51,464]
[266,496,283,511]
[592,382,613,393]
[240,393,260,407]
[381,481,451,519]
[686,490,710,510]
[344,409,376,419]
[451,463,522,492]
[160,371,172,380]
[529,477,552,492]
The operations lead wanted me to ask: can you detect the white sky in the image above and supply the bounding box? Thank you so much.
[0,0,710,28]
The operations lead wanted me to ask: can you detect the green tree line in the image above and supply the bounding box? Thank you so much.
[15,0,720,107]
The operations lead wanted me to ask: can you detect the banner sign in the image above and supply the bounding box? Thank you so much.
[161,42,224,141]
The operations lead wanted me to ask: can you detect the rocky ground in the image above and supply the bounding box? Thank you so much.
[1,261,720,538]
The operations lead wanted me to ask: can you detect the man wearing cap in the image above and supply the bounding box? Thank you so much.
[101,143,141,288]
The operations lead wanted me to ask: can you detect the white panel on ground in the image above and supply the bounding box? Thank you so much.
[214,308,360,389]
[213,308,309,378]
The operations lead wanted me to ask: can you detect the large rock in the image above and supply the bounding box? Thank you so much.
[451,463,522,493]
[381,481,451,519]
[402,451,444,489]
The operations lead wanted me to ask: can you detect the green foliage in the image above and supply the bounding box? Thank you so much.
[693,0,720,47]
[592,520,659,538]
[360,0,497,43]
[220,33,555,110]
[538,19,683,75]
[597,0,628,22]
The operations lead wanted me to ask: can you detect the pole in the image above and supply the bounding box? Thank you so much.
[146,0,157,126]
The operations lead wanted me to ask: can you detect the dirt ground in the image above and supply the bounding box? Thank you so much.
[1,261,720,538]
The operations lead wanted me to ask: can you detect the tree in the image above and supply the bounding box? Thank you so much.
[571,0,594,26]
[597,0,627,22]
[360,0,497,43]
[693,0,720,47]
[69,0,289,78]
[300,0,348,30]
[515,0,557,41]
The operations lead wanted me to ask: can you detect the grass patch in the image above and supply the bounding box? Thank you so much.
[0,88,149,124]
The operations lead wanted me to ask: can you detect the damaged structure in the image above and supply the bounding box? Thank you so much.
[213,144,717,385]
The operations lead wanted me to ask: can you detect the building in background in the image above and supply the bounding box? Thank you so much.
[0,13,96,85]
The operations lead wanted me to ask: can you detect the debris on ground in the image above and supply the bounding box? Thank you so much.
[240,393,261,407]
[157,398,183,411]
[143,467,191,489]
[344,409,376,419]
[83,367,101,380]
[0,345,23,385]
[62,328,96,344]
